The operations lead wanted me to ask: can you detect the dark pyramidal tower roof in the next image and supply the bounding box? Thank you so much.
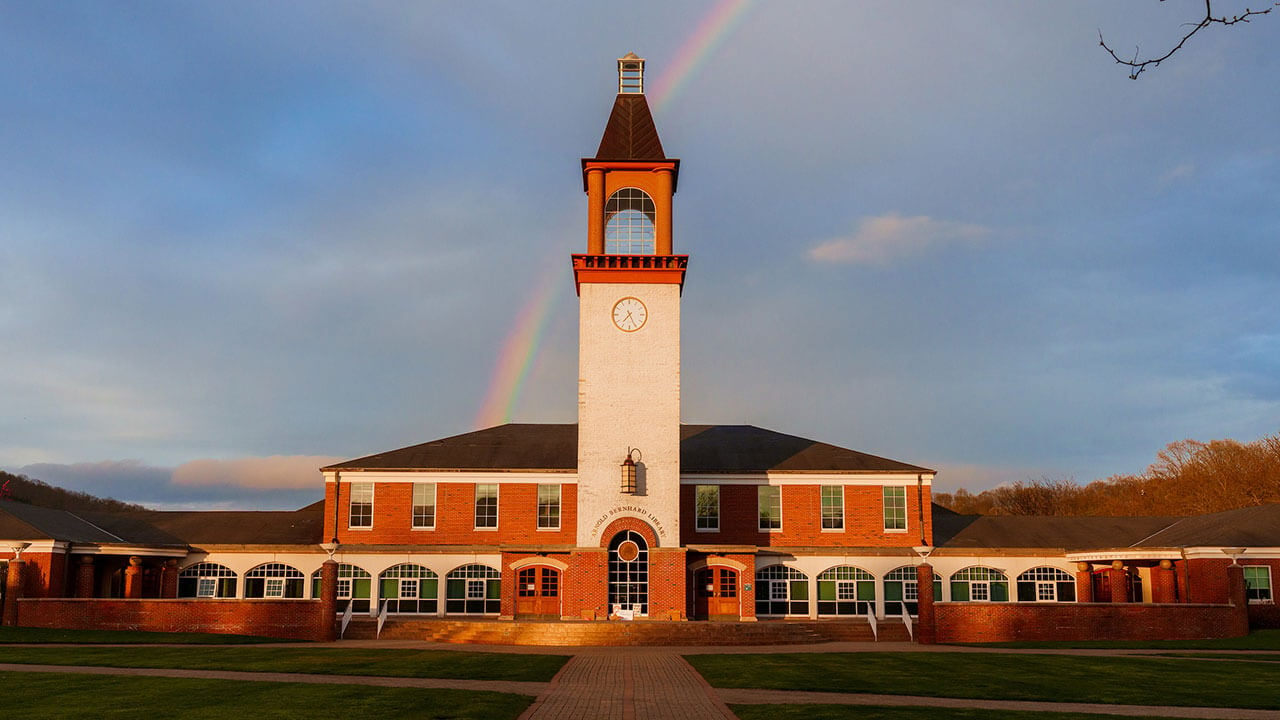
[593,52,669,162]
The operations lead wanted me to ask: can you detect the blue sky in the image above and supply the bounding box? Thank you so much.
[2,1,1277,509]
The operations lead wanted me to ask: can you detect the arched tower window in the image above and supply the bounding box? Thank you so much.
[608,530,649,615]
[605,188,656,254]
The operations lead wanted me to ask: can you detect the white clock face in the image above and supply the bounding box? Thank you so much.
[612,297,647,332]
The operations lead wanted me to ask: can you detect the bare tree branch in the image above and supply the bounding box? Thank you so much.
[1099,0,1277,79]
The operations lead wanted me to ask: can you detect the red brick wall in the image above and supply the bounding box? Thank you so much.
[933,602,1249,643]
[20,551,67,598]
[1184,558,1280,605]
[1249,603,1280,629]
[326,481,577,546]
[679,483,932,547]
[18,598,332,641]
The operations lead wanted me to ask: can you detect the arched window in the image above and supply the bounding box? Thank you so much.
[605,188,656,254]
[380,564,438,614]
[884,566,941,616]
[178,562,237,598]
[950,566,1009,602]
[244,562,304,599]
[608,530,649,616]
[755,565,809,617]
[445,564,500,615]
[1016,567,1076,602]
[310,563,372,612]
[816,566,875,616]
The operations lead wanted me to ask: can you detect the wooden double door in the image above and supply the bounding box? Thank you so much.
[693,567,739,620]
[515,566,560,618]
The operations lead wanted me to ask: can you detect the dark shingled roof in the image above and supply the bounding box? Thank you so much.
[142,508,324,546]
[594,93,667,161]
[323,423,933,474]
[934,504,1280,551]
[0,502,125,543]
[1137,504,1280,547]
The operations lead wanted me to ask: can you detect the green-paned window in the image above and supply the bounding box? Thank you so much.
[789,580,808,600]
[820,486,844,530]
[1244,566,1273,603]
[991,582,1009,602]
[817,582,837,601]
[352,578,371,599]
[486,579,501,600]
[412,483,436,529]
[883,486,907,531]
[758,486,782,530]
[695,485,719,531]
[1017,582,1036,602]
[446,579,467,599]
[857,580,875,601]
[885,582,904,602]
[951,582,969,602]
[537,484,561,529]
[380,578,398,599]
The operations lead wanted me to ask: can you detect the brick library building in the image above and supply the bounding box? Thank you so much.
[2,55,1277,645]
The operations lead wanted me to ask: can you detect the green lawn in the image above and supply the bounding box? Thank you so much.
[0,626,281,644]
[731,706,1187,720]
[0,646,568,683]
[0,671,531,720]
[686,652,1280,709]
[959,628,1280,651]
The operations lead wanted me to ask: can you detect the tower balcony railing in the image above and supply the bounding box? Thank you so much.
[572,254,688,270]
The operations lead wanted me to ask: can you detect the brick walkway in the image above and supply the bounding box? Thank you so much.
[520,652,735,720]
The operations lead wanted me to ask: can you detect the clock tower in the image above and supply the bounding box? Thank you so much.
[574,54,686,615]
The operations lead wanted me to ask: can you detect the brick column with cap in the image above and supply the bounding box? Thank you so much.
[1226,562,1251,636]
[915,562,936,644]
[1075,562,1094,603]
[160,559,180,598]
[124,556,144,599]
[319,559,338,641]
[75,556,96,598]
[1108,561,1128,603]
[1151,560,1178,603]
[3,560,25,626]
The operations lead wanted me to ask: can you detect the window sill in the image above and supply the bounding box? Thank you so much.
[411,526,435,531]
[346,527,373,531]
[536,527,561,532]
[695,528,720,533]
[821,528,845,533]
[473,527,499,532]
[883,529,908,534]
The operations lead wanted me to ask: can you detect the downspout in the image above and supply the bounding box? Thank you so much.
[331,471,341,544]
[917,474,927,547]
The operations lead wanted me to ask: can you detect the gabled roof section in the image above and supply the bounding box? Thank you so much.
[594,93,668,162]
[0,502,125,543]
[324,423,932,475]
[933,508,1174,551]
[142,508,324,546]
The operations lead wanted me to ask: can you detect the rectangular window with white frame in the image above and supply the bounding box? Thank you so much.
[883,486,907,532]
[695,485,719,531]
[412,482,436,529]
[758,485,782,531]
[821,485,844,530]
[348,482,373,529]
[1244,566,1273,603]
[475,483,499,529]
[537,484,561,529]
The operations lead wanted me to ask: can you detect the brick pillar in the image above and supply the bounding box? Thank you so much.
[3,560,25,626]
[1226,562,1251,636]
[1151,560,1177,604]
[736,554,757,621]
[124,556,144,599]
[161,559,179,598]
[75,556,96,598]
[319,559,338,642]
[915,563,936,644]
[1108,562,1128,603]
[1075,562,1093,603]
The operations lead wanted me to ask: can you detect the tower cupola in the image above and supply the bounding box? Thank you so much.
[618,53,645,94]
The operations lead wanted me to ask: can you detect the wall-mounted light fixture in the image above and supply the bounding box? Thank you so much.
[621,448,641,494]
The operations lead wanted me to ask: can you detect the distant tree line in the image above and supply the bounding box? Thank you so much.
[0,470,148,513]
[935,432,1280,516]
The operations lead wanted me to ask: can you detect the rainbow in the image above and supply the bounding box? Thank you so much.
[649,0,756,112]
[474,2,755,428]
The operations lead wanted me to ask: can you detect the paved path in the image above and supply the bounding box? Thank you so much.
[520,652,734,720]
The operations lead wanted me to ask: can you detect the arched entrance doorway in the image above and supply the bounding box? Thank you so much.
[608,530,648,616]
[693,566,738,620]
[515,566,561,619]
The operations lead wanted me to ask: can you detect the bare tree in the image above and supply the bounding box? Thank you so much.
[1100,0,1277,79]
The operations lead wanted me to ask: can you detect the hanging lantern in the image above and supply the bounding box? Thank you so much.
[620,448,639,494]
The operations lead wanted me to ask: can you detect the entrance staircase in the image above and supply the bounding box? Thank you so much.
[340,617,911,645]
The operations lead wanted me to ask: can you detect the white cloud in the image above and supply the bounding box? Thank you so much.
[1158,162,1195,187]
[171,456,341,490]
[807,213,990,265]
